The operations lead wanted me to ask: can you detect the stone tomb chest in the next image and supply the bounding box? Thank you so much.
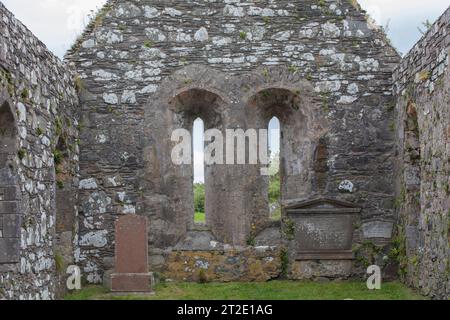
[285,198,361,260]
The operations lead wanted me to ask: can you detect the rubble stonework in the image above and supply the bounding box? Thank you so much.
[393,7,450,300]
[0,0,448,300]
[0,2,79,299]
[65,0,400,285]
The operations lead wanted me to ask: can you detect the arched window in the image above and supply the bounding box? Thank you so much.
[193,118,205,225]
[0,100,16,169]
[0,95,20,265]
[268,117,281,221]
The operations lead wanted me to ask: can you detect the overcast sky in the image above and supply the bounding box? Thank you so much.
[3,0,448,183]
[2,0,449,58]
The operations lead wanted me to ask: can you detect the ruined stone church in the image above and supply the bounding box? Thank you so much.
[0,0,448,299]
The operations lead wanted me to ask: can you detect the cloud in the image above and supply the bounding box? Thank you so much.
[358,0,449,54]
[2,0,107,58]
[2,1,449,57]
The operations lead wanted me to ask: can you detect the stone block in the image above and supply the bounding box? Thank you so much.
[2,214,20,238]
[56,189,75,233]
[0,186,20,201]
[362,220,394,239]
[0,238,20,263]
[290,260,353,280]
[0,201,18,214]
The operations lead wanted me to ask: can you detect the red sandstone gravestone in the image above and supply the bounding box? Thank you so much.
[111,215,153,293]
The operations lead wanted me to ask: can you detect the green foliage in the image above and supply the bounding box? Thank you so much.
[144,40,154,48]
[320,92,330,113]
[57,180,65,190]
[389,121,396,132]
[36,127,43,136]
[288,65,299,74]
[53,149,63,165]
[283,218,295,240]
[418,20,433,35]
[17,148,26,160]
[268,173,281,205]
[239,31,247,40]
[54,253,65,273]
[0,68,14,97]
[197,269,209,284]
[55,117,63,137]
[280,248,289,277]
[20,88,29,101]
[194,183,206,225]
[246,235,256,246]
[268,153,281,221]
[194,183,205,214]
[390,229,408,277]
[353,240,384,268]
[194,212,205,224]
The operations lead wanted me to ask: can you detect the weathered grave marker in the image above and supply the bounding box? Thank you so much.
[111,215,153,293]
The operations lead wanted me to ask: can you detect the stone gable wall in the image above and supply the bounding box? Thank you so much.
[393,7,449,300]
[0,2,79,300]
[66,0,400,284]
[0,0,449,299]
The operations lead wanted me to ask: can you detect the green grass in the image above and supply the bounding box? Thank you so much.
[65,281,424,300]
[270,206,281,221]
[195,211,206,224]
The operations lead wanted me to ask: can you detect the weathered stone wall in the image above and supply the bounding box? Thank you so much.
[66,0,400,284]
[162,247,282,283]
[393,7,449,300]
[0,2,80,299]
[0,0,448,299]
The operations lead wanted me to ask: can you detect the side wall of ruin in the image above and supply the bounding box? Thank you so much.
[0,2,80,299]
[394,7,449,300]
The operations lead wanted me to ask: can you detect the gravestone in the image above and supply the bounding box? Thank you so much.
[285,198,361,260]
[111,215,153,293]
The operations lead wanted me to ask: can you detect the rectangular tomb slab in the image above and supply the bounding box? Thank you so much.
[111,215,153,293]
[285,198,361,260]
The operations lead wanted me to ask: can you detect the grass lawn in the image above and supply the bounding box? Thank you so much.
[195,211,206,224]
[65,281,424,300]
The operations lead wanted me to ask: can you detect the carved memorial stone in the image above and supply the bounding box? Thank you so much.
[285,198,361,260]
